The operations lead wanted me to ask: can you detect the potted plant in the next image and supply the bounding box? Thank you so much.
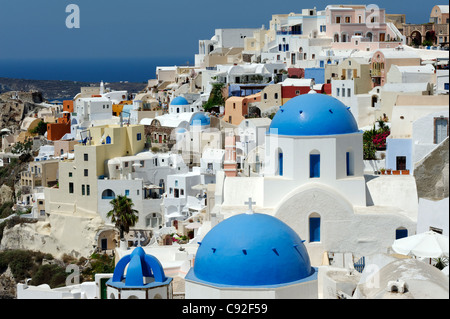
[380,168,385,175]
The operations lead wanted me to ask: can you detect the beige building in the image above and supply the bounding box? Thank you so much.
[259,84,282,115]
[20,159,59,189]
[45,124,145,217]
[337,57,372,94]
[53,139,79,157]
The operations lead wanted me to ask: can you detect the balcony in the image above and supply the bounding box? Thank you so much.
[276,30,302,35]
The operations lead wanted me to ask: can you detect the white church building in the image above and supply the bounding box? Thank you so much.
[216,92,418,265]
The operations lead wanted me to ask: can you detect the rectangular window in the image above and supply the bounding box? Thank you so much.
[347,88,351,97]
[444,83,449,90]
[435,117,448,144]
[336,88,340,96]
[69,182,74,194]
[137,133,142,141]
[82,185,85,196]
[84,153,88,161]
[336,16,341,23]
[310,154,320,178]
[174,189,179,198]
[346,152,354,176]
[84,169,88,177]
[180,189,184,196]
[69,172,72,177]
[125,189,130,196]
[86,185,90,196]
[278,152,283,176]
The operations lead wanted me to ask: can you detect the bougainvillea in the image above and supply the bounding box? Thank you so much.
[372,130,390,150]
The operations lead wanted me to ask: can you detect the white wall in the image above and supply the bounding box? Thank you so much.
[417,197,449,236]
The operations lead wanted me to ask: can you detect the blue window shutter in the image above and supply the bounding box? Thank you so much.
[279,152,283,176]
[106,136,111,144]
[310,154,320,178]
[310,217,321,242]
[396,228,408,239]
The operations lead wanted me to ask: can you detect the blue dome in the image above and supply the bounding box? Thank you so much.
[188,213,314,287]
[269,94,359,136]
[170,96,189,106]
[107,247,171,288]
[190,113,211,126]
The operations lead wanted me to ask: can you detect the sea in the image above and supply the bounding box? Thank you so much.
[0,56,195,83]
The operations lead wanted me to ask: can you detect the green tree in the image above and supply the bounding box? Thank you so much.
[203,82,225,111]
[107,195,138,240]
[29,120,48,136]
[11,139,33,155]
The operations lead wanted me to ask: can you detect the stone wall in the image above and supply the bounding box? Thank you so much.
[414,137,449,200]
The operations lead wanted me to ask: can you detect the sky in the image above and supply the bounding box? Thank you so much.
[0,0,438,62]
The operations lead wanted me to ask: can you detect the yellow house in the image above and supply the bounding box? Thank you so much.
[45,124,146,217]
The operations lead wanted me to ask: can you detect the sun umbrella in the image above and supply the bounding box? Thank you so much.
[392,230,449,258]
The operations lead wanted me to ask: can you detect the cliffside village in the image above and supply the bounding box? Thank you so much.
[0,4,449,300]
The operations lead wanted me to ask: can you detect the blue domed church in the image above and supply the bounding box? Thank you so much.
[185,210,318,298]
[106,247,173,299]
[218,92,417,267]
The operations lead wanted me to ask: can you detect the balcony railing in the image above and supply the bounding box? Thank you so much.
[276,30,302,35]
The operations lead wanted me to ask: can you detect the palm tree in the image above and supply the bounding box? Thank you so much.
[107,195,139,241]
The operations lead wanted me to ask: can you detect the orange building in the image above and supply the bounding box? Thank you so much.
[63,100,74,113]
[223,93,261,126]
[113,101,132,116]
[47,112,71,141]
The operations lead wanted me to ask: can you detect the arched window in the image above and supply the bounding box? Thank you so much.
[274,93,278,99]
[106,136,111,144]
[102,189,115,200]
[310,150,320,178]
[334,33,339,42]
[396,227,408,239]
[263,93,267,100]
[309,213,321,242]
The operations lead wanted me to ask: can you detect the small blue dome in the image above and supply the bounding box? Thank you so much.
[107,247,171,288]
[170,96,189,106]
[189,213,314,287]
[190,113,211,126]
[269,94,359,136]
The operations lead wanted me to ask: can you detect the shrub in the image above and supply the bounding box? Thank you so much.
[30,264,67,288]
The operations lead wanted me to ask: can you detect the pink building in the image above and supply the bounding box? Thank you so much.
[223,135,237,177]
[325,4,403,50]
[370,49,421,87]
